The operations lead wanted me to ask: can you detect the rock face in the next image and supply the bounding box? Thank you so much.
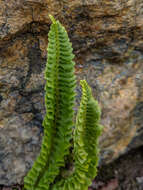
[0,0,143,185]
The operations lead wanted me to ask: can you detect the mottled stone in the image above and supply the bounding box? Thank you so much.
[0,0,143,185]
[76,57,143,164]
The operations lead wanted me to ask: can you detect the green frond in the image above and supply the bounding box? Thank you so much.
[24,15,103,190]
[51,80,103,190]
[24,16,76,190]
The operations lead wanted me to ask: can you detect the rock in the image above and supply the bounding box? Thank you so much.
[136,176,143,184]
[100,179,118,190]
[93,147,143,190]
[77,59,143,164]
[0,0,143,185]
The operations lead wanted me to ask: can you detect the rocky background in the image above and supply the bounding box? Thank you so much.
[0,0,143,188]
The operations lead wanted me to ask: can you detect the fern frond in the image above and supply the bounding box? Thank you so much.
[51,80,103,190]
[24,15,76,190]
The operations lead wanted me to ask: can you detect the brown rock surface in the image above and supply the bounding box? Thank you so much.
[0,0,143,185]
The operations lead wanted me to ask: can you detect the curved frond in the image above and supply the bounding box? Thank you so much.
[24,15,76,190]
[51,80,103,190]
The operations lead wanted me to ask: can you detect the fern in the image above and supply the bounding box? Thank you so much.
[24,15,103,190]
[51,80,103,190]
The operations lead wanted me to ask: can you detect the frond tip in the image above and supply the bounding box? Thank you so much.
[49,14,56,24]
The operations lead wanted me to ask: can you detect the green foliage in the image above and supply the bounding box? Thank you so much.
[24,15,103,190]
